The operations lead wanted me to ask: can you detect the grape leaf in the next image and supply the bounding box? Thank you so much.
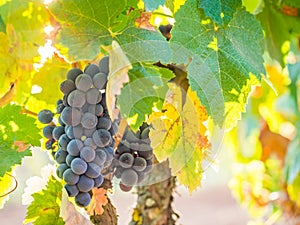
[143,0,165,11]
[198,0,242,26]
[257,0,300,66]
[25,176,64,225]
[118,63,175,130]
[170,0,264,128]
[86,188,108,216]
[149,85,210,192]
[0,104,41,176]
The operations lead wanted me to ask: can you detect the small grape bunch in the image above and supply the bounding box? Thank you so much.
[114,124,153,192]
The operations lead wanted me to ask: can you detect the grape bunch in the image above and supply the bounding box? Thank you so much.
[38,56,118,207]
[114,124,153,192]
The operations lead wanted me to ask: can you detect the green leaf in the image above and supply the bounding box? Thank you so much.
[170,0,265,128]
[0,104,41,176]
[143,0,165,11]
[257,0,300,66]
[0,14,5,33]
[198,0,242,26]
[25,176,64,225]
[118,63,174,130]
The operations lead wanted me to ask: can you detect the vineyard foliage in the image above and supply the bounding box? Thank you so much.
[0,0,299,224]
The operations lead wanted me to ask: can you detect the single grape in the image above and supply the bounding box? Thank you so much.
[42,125,55,139]
[119,182,133,192]
[92,149,107,166]
[54,149,68,163]
[80,146,96,162]
[67,90,86,108]
[56,163,69,178]
[86,88,102,104]
[71,158,88,175]
[38,109,53,124]
[88,104,103,116]
[63,168,80,185]
[66,154,76,166]
[85,162,101,178]
[93,72,107,90]
[93,129,112,147]
[65,184,79,197]
[75,192,91,207]
[121,169,138,186]
[84,64,100,78]
[119,152,134,168]
[81,112,97,129]
[94,175,103,187]
[75,74,93,92]
[133,157,147,171]
[52,126,65,140]
[60,79,75,95]
[58,134,70,150]
[67,68,83,81]
[61,107,81,126]
[77,175,94,192]
[67,139,83,156]
[96,117,112,130]
[98,56,109,75]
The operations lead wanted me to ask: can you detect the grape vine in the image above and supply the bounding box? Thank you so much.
[0,0,300,224]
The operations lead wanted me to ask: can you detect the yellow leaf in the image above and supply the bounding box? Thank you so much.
[149,84,210,192]
[86,188,108,216]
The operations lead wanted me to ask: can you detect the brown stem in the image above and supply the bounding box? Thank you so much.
[90,197,118,225]
[130,161,179,225]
